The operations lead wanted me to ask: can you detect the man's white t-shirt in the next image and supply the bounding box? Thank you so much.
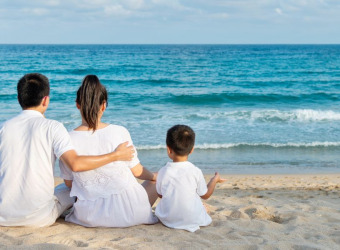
[155,161,212,232]
[0,110,74,226]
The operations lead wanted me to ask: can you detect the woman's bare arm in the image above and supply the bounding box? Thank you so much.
[130,163,157,181]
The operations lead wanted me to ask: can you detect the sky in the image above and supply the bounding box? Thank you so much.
[0,0,339,44]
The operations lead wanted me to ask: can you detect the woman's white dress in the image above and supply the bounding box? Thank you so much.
[59,124,158,227]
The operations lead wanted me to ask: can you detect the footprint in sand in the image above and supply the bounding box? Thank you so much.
[236,205,285,224]
[59,239,89,247]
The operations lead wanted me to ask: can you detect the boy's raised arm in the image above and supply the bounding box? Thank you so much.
[60,141,135,172]
[200,172,226,200]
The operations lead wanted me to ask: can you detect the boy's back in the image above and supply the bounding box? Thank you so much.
[155,161,212,232]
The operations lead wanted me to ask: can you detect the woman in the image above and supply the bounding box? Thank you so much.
[59,75,158,227]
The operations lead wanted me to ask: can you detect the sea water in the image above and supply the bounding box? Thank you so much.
[0,44,339,174]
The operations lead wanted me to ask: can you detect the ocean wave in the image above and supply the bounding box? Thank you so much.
[187,109,340,122]
[136,141,340,150]
[138,79,182,85]
[168,92,339,105]
[0,93,17,100]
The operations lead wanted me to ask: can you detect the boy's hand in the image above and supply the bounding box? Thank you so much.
[201,172,226,200]
[211,172,227,184]
[114,142,135,161]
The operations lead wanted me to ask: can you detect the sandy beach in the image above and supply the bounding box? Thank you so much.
[0,174,339,249]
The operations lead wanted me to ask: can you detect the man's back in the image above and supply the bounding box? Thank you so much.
[0,110,73,226]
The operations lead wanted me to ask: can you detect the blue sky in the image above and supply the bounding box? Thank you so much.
[0,0,339,44]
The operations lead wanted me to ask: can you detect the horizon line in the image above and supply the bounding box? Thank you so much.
[0,43,340,46]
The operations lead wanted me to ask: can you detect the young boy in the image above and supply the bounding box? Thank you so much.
[155,125,226,232]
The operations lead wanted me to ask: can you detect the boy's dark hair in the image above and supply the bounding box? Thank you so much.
[17,73,50,109]
[76,75,108,131]
[166,125,195,156]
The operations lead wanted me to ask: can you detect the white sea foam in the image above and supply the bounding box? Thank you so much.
[191,109,340,122]
[293,109,340,121]
[136,141,340,150]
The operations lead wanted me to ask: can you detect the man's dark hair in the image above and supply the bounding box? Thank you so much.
[166,125,195,156]
[17,73,50,109]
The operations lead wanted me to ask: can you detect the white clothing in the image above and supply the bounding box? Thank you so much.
[60,124,158,227]
[0,110,75,227]
[53,184,77,222]
[155,161,212,232]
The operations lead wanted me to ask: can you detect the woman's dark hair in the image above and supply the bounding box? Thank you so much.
[166,125,195,156]
[76,75,108,131]
[17,73,50,109]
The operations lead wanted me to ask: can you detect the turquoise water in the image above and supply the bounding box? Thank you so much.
[0,45,340,174]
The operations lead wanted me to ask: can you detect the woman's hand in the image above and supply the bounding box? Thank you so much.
[114,142,135,161]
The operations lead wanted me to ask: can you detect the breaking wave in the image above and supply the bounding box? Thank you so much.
[187,109,340,122]
[136,141,340,150]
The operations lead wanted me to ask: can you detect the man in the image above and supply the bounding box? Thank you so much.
[0,73,134,227]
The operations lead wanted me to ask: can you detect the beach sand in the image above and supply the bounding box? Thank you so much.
[0,174,339,249]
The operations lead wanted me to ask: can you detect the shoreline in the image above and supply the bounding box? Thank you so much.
[1,174,339,249]
[55,173,340,190]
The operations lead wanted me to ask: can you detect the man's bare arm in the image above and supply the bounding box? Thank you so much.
[60,141,135,172]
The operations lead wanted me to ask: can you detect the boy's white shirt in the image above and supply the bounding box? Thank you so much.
[155,161,212,232]
[0,110,74,226]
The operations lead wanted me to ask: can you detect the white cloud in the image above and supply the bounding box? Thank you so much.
[71,0,144,10]
[1,0,340,43]
[275,8,282,15]
[124,0,144,10]
[45,0,59,7]
[21,8,49,16]
[151,0,193,11]
[1,0,339,23]
[212,13,229,19]
[104,5,131,16]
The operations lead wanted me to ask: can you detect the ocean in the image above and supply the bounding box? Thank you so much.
[0,44,339,174]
